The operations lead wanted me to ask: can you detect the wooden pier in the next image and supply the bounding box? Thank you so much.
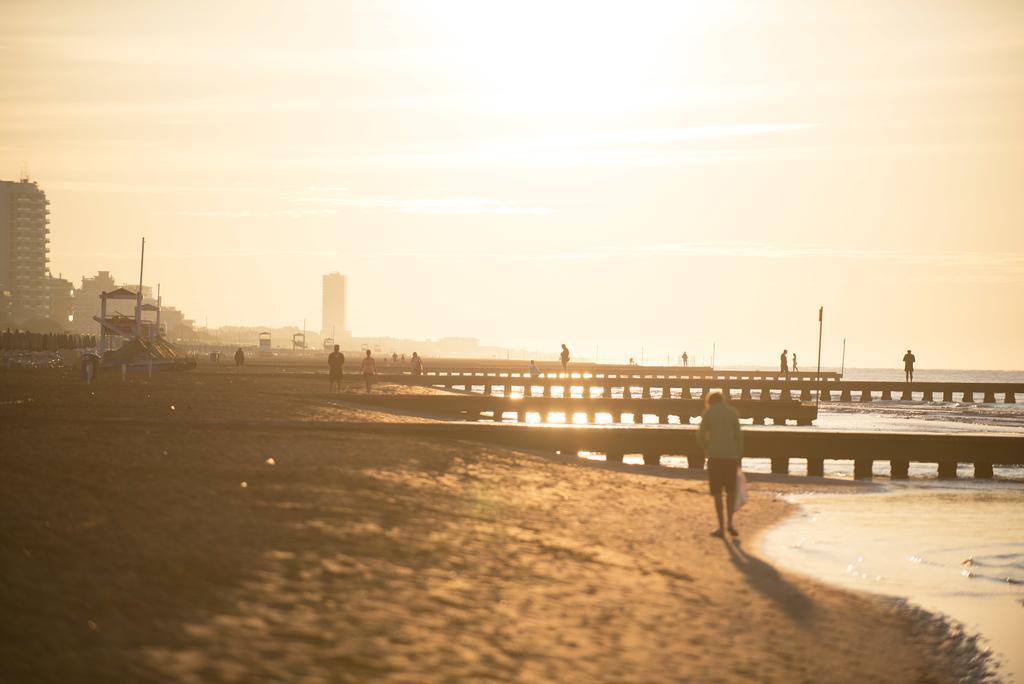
[378,372,1021,405]
[336,395,818,425]
[315,422,1024,481]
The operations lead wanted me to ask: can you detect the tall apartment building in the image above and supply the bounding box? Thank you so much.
[0,178,51,321]
[321,272,348,340]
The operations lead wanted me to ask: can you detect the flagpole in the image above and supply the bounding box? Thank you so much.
[816,306,823,407]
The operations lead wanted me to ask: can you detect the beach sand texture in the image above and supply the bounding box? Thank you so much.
[0,368,990,682]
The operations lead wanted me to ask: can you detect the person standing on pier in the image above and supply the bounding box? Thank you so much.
[328,345,345,393]
[682,351,688,367]
[698,391,743,538]
[411,352,423,376]
[780,349,789,378]
[361,349,376,392]
[529,360,541,378]
[903,349,916,382]
[560,344,570,374]
[792,352,798,372]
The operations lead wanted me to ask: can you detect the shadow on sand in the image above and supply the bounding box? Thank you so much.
[723,537,816,625]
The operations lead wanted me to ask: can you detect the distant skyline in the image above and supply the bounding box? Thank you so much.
[2,1,1022,369]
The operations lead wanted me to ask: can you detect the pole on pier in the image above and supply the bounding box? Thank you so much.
[712,342,716,369]
[816,306,823,407]
[841,338,846,377]
[135,237,145,338]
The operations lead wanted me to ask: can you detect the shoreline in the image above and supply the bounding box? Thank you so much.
[0,367,1002,681]
[761,485,1023,682]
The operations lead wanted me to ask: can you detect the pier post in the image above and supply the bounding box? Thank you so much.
[859,389,873,403]
[515,411,524,423]
[943,389,954,402]
[840,388,852,402]
[643,453,660,466]
[544,384,551,397]
[819,388,832,402]
[801,388,812,401]
[752,416,765,425]
[881,389,892,400]
[1006,392,1016,404]
[937,460,958,480]
[806,457,824,478]
[607,452,624,463]
[584,412,594,424]
[961,389,973,403]
[741,387,752,401]
[984,391,996,404]
[686,455,705,470]
[484,384,492,396]
[901,388,912,400]
[974,461,994,479]
[642,385,651,399]
[890,458,909,480]
[853,458,873,480]
[662,386,671,399]
[658,414,670,425]
[770,456,789,475]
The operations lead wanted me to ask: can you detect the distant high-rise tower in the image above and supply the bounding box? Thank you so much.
[0,177,51,321]
[321,272,348,339]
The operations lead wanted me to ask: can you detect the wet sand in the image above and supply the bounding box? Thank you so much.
[0,364,991,682]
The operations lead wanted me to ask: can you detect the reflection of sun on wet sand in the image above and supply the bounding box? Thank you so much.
[0,366,990,682]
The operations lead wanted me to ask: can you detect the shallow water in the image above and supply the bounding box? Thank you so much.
[761,485,1024,682]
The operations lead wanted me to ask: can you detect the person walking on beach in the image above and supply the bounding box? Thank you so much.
[792,352,798,373]
[780,349,789,378]
[361,349,376,392]
[328,345,345,393]
[234,347,244,367]
[411,352,423,376]
[698,391,743,538]
[903,349,916,382]
[529,360,541,378]
[682,351,689,367]
[560,344,570,374]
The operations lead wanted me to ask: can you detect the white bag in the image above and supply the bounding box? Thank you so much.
[733,469,748,512]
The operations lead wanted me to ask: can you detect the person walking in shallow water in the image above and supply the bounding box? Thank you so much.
[328,345,345,393]
[780,349,789,378]
[560,344,570,374]
[903,349,916,382]
[698,391,743,538]
[361,349,376,392]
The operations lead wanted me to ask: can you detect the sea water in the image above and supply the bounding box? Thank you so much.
[761,484,1024,681]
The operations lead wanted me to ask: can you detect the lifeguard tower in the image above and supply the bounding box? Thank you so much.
[258,331,272,355]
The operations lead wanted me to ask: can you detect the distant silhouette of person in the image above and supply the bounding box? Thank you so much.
[234,347,244,367]
[401,353,406,363]
[361,349,376,392]
[529,360,541,378]
[628,357,636,366]
[392,352,398,365]
[81,353,100,384]
[903,349,916,382]
[411,352,423,376]
[780,349,789,378]
[698,391,743,538]
[328,345,345,393]
[682,351,689,367]
[792,352,798,373]
[560,344,570,373]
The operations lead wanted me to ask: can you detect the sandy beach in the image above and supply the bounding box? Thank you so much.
[0,366,992,682]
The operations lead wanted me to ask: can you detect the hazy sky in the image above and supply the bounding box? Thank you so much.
[2,1,1022,368]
